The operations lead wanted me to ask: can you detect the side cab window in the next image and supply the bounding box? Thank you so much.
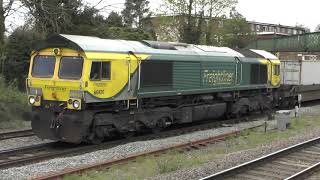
[273,64,280,76]
[90,61,111,80]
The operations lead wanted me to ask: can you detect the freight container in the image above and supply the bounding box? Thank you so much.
[280,60,320,102]
[281,60,320,85]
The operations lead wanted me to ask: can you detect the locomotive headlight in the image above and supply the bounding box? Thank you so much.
[67,98,82,110]
[73,100,80,109]
[53,48,61,56]
[29,96,36,104]
[28,95,41,106]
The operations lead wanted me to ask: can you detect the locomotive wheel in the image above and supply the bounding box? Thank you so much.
[123,131,135,139]
[91,136,104,144]
[152,126,163,134]
[240,105,249,116]
[152,119,164,134]
[151,122,163,133]
[134,121,149,135]
[152,117,170,134]
[87,133,104,144]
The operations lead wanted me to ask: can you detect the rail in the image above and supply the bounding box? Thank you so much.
[0,129,34,141]
[200,136,320,180]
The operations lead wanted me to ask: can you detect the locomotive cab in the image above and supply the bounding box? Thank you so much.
[249,49,281,87]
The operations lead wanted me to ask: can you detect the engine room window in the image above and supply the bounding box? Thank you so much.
[90,61,111,80]
[31,55,55,78]
[274,65,280,75]
[251,64,268,84]
[59,56,83,80]
[140,61,173,87]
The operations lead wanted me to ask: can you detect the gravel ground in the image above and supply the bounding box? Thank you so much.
[0,122,31,134]
[0,136,53,151]
[147,106,320,180]
[307,172,320,180]
[0,119,268,180]
[148,128,320,180]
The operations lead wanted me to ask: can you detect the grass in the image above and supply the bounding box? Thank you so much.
[0,76,30,130]
[64,111,320,180]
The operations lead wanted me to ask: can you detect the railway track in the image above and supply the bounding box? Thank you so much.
[31,131,242,180]
[0,129,34,140]
[0,115,266,177]
[29,120,267,180]
[200,136,320,180]
[0,139,128,170]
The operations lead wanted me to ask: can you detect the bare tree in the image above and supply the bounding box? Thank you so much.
[21,0,82,36]
[315,24,320,32]
[0,0,16,45]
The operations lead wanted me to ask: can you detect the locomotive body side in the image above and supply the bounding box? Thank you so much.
[137,55,279,98]
[26,34,280,143]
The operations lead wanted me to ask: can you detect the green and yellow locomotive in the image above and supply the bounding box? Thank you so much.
[26,34,280,143]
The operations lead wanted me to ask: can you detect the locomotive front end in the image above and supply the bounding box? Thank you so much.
[26,47,90,143]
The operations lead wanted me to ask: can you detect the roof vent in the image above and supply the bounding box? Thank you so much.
[141,40,177,50]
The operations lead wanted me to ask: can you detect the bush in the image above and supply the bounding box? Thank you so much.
[0,76,29,123]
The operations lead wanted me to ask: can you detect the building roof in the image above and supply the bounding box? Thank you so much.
[256,32,290,36]
[247,21,306,30]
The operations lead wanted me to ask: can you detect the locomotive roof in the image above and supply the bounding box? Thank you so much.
[32,34,277,60]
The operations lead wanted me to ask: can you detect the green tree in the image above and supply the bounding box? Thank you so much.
[160,0,237,44]
[3,26,42,90]
[105,27,152,40]
[21,0,82,36]
[107,11,123,27]
[220,8,255,48]
[159,0,204,43]
[65,6,107,37]
[122,0,151,29]
[204,0,238,45]
[1,0,156,88]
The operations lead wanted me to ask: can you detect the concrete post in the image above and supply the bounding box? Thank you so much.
[276,110,292,131]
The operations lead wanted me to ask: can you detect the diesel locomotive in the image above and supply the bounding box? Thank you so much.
[26,34,282,143]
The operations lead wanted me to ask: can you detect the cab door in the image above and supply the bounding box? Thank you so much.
[271,62,281,87]
[87,61,112,99]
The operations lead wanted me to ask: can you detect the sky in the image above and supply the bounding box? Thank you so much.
[236,0,319,31]
[6,0,320,32]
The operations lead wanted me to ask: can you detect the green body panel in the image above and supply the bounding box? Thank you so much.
[138,55,271,98]
[173,62,201,90]
[201,61,236,88]
[138,85,269,98]
[240,63,252,85]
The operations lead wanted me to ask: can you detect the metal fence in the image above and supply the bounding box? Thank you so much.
[247,32,320,52]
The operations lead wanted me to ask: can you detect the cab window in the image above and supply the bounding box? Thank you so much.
[90,61,111,80]
[32,55,55,78]
[273,65,280,75]
[59,56,83,80]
